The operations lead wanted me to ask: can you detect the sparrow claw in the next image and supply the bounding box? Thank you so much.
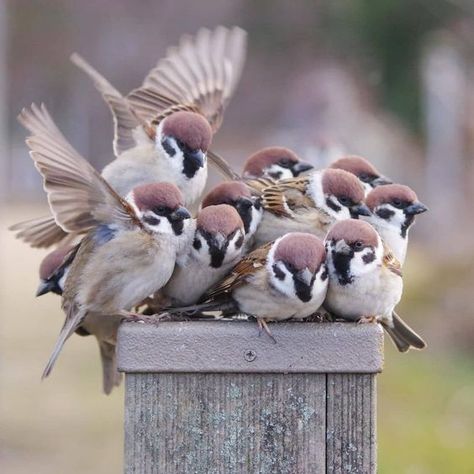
[257,319,277,344]
[358,315,378,324]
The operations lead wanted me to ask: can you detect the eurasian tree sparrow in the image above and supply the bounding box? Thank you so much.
[324,219,426,352]
[242,147,313,180]
[202,181,262,248]
[162,204,245,306]
[330,155,392,195]
[176,232,328,340]
[13,104,193,378]
[253,168,371,247]
[365,184,428,265]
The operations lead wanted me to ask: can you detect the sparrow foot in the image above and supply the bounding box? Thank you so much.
[306,309,335,322]
[358,315,377,324]
[257,319,277,344]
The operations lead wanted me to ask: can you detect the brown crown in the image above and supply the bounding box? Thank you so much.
[202,181,252,208]
[133,182,184,211]
[197,204,243,236]
[243,147,300,177]
[322,169,365,203]
[326,219,379,248]
[330,155,380,177]
[274,233,326,273]
[162,111,212,151]
[366,184,418,210]
[39,245,74,280]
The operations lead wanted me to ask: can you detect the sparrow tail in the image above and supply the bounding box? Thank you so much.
[42,307,85,379]
[165,299,236,315]
[381,312,427,352]
[99,341,122,395]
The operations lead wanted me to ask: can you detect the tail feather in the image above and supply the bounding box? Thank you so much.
[382,311,427,352]
[99,341,122,395]
[165,299,236,315]
[42,307,85,379]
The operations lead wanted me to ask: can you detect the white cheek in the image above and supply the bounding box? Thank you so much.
[248,206,263,236]
[149,218,173,235]
[351,247,381,275]
[264,164,293,180]
[156,135,185,173]
[362,182,372,196]
[270,264,296,298]
[226,231,245,262]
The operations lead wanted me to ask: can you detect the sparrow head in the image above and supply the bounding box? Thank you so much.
[157,111,212,180]
[268,232,327,303]
[310,169,370,220]
[325,219,382,285]
[202,181,262,236]
[129,182,191,236]
[37,245,74,297]
[192,204,245,268]
[366,184,428,238]
[243,147,313,180]
[330,155,392,194]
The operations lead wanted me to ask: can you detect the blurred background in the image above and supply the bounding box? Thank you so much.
[1,1,473,473]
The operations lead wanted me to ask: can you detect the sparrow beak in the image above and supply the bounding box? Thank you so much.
[185,149,205,169]
[36,279,57,297]
[350,203,371,218]
[334,240,352,254]
[405,201,428,215]
[291,161,314,176]
[170,207,191,222]
[371,175,392,186]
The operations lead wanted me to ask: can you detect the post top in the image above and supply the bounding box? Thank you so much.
[117,321,384,374]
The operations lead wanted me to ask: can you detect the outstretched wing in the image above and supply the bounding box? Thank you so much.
[9,215,68,248]
[70,53,148,156]
[127,26,247,132]
[203,242,272,301]
[17,103,140,234]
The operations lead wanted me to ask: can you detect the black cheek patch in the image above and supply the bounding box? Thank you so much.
[332,249,354,286]
[326,197,341,213]
[235,234,244,249]
[269,171,283,180]
[272,264,285,281]
[321,267,328,281]
[362,250,376,264]
[376,208,395,220]
[161,138,176,157]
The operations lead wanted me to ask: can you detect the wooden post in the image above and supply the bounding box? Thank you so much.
[118,321,384,474]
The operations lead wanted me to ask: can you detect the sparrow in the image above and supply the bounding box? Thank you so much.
[329,155,392,195]
[252,168,371,247]
[162,204,246,306]
[174,232,328,341]
[11,26,247,248]
[14,103,193,379]
[365,184,428,265]
[242,147,313,180]
[324,219,426,352]
[36,244,77,297]
[201,181,262,248]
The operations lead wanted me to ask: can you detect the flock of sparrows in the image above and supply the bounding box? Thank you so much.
[11,26,428,395]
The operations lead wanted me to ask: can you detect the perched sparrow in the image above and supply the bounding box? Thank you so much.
[11,26,247,248]
[176,233,328,340]
[14,104,193,378]
[36,245,77,296]
[324,219,426,352]
[162,204,245,306]
[242,147,313,180]
[365,184,428,265]
[330,155,392,195]
[253,168,370,247]
[202,181,262,247]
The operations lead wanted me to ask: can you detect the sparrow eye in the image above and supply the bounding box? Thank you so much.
[359,174,370,183]
[354,241,364,250]
[144,216,160,226]
[338,196,351,206]
[278,159,292,168]
[392,199,403,208]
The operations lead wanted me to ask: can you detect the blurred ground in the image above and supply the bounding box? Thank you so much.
[2,205,473,473]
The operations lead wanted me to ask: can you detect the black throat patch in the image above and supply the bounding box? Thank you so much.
[331,249,354,286]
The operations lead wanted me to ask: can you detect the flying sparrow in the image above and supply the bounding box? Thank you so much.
[242,147,313,180]
[330,155,392,195]
[324,219,426,352]
[365,184,428,265]
[202,181,262,248]
[174,232,328,341]
[162,204,246,307]
[13,103,193,378]
[11,26,247,248]
[252,168,371,247]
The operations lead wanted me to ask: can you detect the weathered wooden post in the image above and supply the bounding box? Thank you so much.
[118,321,383,473]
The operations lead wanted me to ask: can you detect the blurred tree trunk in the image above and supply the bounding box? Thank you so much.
[0,0,7,202]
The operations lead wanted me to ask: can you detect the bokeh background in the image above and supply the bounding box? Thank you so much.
[1,1,474,473]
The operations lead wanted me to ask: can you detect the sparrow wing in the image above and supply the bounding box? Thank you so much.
[70,53,147,156]
[18,103,141,234]
[127,26,247,132]
[203,241,272,301]
[9,214,68,248]
[382,242,403,277]
[244,177,277,196]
